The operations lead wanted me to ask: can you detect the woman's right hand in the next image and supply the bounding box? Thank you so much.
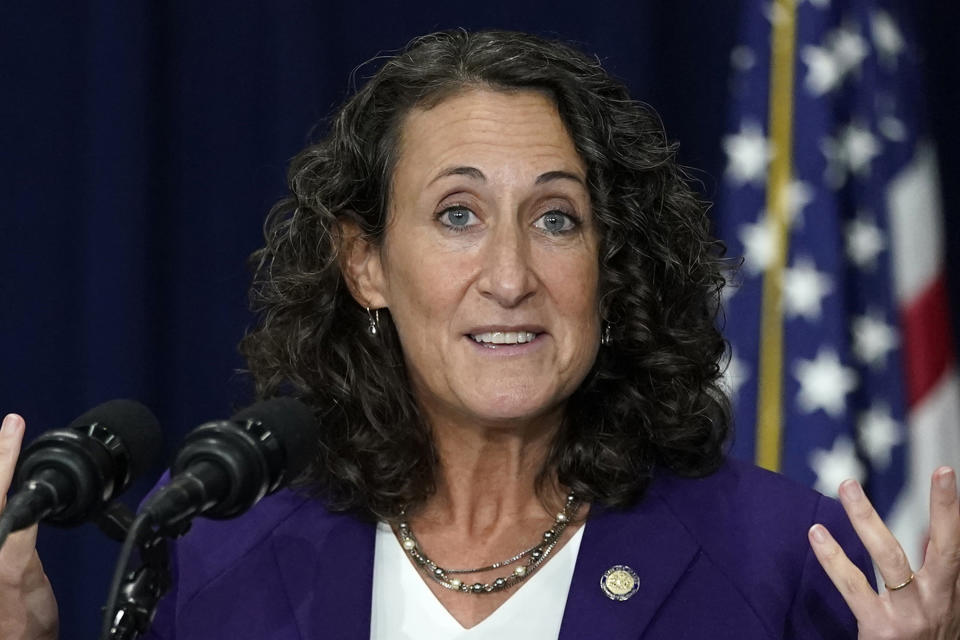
[0,414,59,640]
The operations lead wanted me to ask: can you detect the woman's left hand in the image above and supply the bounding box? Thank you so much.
[809,467,960,639]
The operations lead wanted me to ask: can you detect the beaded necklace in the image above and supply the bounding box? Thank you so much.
[394,492,580,594]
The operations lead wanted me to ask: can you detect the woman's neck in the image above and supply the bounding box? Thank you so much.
[396,407,586,630]
[414,408,567,537]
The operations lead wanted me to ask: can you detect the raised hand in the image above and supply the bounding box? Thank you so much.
[0,414,59,640]
[810,467,960,639]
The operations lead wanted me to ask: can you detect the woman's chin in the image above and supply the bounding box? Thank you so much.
[452,386,565,427]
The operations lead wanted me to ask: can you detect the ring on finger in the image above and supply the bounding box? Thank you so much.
[884,573,915,591]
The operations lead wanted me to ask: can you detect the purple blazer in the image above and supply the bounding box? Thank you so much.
[143,459,872,639]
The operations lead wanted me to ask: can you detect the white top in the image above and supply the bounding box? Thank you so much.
[370,521,585,640]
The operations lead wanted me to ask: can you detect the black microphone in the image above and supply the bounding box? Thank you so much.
[139,397,315,532]
[1,399,162,537]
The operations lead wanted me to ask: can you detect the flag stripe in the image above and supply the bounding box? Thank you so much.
[901,272,955,407]
[887,144,944,303]
[756,0,797,472]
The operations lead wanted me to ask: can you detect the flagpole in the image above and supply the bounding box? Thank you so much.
[756,0,797,472]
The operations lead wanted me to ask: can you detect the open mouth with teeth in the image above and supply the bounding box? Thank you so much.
[469,331,539,345]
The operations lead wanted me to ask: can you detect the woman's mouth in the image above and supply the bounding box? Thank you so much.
[469,331,539,345]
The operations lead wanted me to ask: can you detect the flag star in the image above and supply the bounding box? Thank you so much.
[762,2,791,25]
[809,436,866,496]
[762,184,814,233]
[721,348,750,400]
[784,257,834,320]
[793,347,858,417]
[830,24,870,77]
[730,45,756,72]
[801,24,869,96]
[851,311,899,369]
[801,45,842,96]
[785,180,815,226]
[723,121,773,186]
[879,116,907,142]
[857,401,902,470]
[840,124,880,175]
[821,124,882,188]
[738,220,778,275]
[845,216,886,269]
[870,10,905,68]
[841,125,881,174]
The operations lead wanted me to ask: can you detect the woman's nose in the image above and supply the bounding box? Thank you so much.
[476,224,537,308]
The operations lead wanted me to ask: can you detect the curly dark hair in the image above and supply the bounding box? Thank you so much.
[240,29,731,520]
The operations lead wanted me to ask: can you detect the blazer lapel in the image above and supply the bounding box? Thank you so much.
[558,491,700,640]
[270,507,377,640]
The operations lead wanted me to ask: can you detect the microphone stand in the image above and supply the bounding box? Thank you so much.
[92,502,136,543]
[94,502,178,640]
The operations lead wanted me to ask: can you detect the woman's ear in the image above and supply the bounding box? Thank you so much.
[339,219,389,309]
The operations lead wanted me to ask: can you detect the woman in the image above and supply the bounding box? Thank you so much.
[1,29,958,639]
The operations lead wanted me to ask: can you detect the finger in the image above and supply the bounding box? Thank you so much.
[809,523,878,620]
[0,414,26,507]
[0,525,40,586]
[837,479,916,596]
[925,467,960,591]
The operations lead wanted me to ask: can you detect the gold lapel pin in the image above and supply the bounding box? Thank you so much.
[600,565,640,601]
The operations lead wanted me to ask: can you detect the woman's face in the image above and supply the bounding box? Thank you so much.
[353,88,601,426]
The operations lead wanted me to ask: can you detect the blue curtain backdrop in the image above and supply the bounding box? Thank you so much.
[1,2,956,637]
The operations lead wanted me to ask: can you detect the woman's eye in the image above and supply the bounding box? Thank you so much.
[534,210,577,234]
[438,206,479,230]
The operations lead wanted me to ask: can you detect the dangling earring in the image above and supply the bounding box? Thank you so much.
[367,307,380,336]
[601,322,612,346]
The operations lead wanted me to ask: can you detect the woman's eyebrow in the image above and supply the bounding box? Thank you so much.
[429,166,486,185]
[428,166,585,186]
[535,170,585,186]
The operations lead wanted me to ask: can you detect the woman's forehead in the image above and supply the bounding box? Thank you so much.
[392,88,587,188]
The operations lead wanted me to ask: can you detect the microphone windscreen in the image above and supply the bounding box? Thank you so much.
[231,397,316,479]
[67,398,163,479]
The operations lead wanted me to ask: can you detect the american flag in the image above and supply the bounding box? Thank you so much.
[715,0,960,567]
